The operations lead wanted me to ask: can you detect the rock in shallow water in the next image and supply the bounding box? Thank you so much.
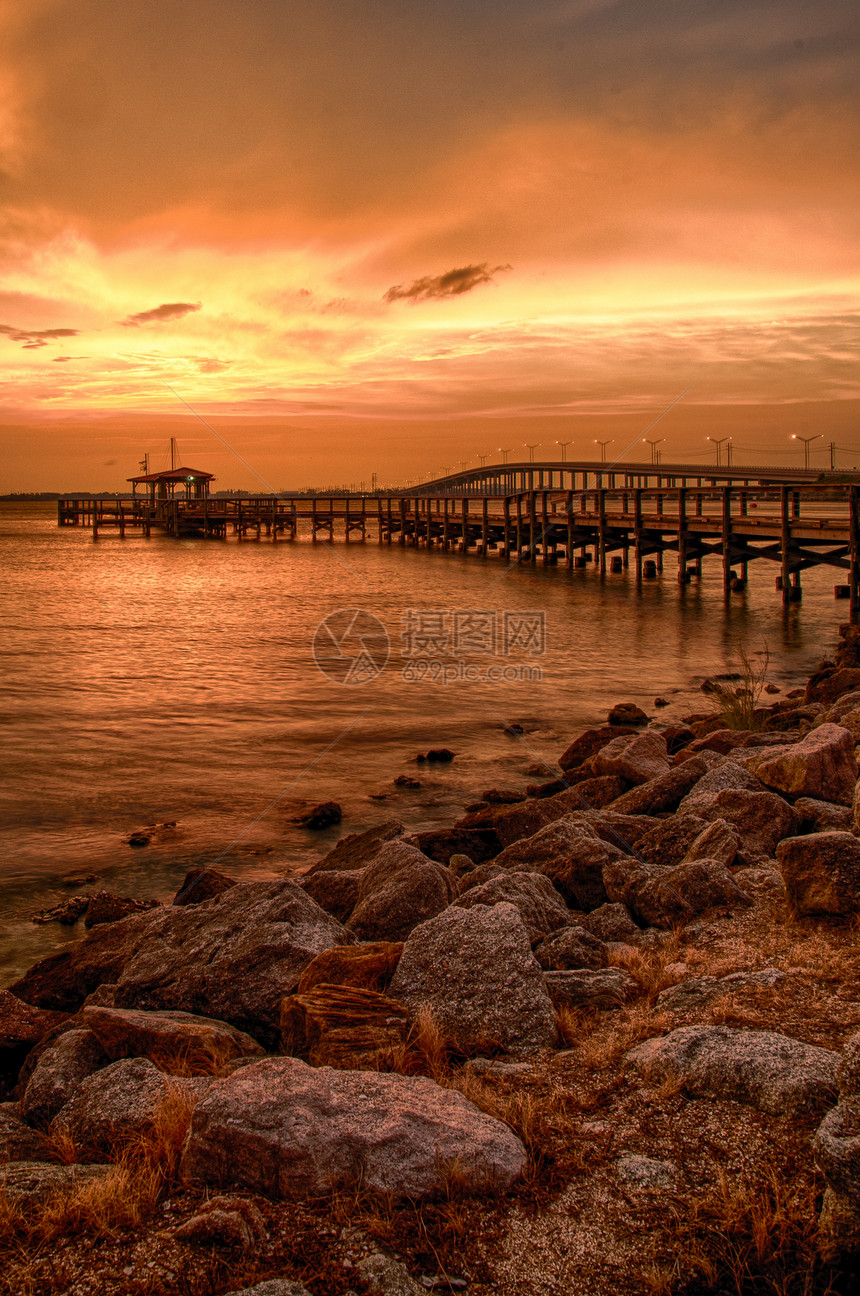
[181,1057,526,1200]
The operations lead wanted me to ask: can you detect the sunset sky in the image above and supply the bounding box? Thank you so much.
[1,0,858,490]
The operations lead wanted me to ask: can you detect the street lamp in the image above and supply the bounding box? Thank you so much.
[556,440,572,463]
[708,436,730,467]
[459,460,467,472]
[498,447,513,464]
[524,443,539,463]
[644,437,664,466]
[594,439,613,463]
[792,433,822,470]
[477,454,488,467]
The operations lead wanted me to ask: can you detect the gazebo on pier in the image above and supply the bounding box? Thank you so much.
[128,466,215,503]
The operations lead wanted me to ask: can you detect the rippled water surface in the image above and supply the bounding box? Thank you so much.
[0,501,844,982]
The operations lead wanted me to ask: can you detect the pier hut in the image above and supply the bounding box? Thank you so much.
[127,464,215,503]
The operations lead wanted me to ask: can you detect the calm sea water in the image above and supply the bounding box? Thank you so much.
[0,501,844,984]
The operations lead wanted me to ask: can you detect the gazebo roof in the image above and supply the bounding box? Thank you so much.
[127,466,215,484]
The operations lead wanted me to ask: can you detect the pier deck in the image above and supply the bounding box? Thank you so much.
[57,461,860,618]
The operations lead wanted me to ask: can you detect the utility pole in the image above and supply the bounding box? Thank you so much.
[594,439,613,463]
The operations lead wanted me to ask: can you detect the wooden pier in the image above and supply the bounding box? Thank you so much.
[57,460,860,618]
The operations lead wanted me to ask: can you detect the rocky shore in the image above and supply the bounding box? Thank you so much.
[4,631,860,1294]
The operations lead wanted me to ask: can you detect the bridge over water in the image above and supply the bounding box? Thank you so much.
[58,460,860,619]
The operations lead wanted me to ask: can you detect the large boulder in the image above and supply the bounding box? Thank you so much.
[389,904,557,1056]
[296,942,403,995]
[677,788,798,859]
[813,1030,860,1251]
[307,821,406,874]
[21,1028,107,1127]
[347,848,455,942]
[544,969,637,1011]
[181,1057,526,1200]
[0,1103,55,1163]
[794,798,852,834]
[0,991,65,1095]
[0,1161,111,1206]
[108,882,351,1046]
[610,757,709,816]
[748,724,857,806]
[493,817,626,910]
[453,872,570,943]
[776,832,860,916]
[636,816,708,867]
[281,985,411,1068]
[558,726,637,773]
[678,759,767,811]
[79,1006,265,1070]
[604,859,750,929]
[54,1056,203,1153]
[298,870,361,923]
[534,926,608,971]
[627,1025,838,1117]
[682,819,740,870]
[588,731,670,786]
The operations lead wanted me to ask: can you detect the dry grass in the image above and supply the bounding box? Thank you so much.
[0,1083,197,1253]
[645,1165,846,1296]
[608,932,682,1002]
[703,644,771,731]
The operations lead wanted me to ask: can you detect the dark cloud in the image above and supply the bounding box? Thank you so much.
[0,324,79,348]
[120,301,202,327]
[384,263,512,304]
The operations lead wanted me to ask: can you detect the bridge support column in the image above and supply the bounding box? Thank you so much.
[851,486,860,623]
[722,487,733,594]
[481,497,489,556]
[677,488,687,584]
[503,497,511,561]
[529,492,537,563]
[541,491,549,566]
[566,491,573,568]
[780,487,790,604]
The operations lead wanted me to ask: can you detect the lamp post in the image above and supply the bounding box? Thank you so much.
[477,454,487,467]
[524,443,539,463]
[556,440,572,462]
[459,460,467,472]
[594,439,613,464]
[792,433,822,470]
[644,437,664,466]
[498,448,513,464]
[708,436,730,467]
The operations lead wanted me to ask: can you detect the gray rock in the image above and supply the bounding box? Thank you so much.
[776,832,860,916]
[389,903,556,1056]
[627,1025,839,1117]
[111,881,351,1045]
[609,757,710,816]
[749,724,858,806]
[604,858,750,928]
[79,1006,265,1070]
[578,902,640,943]
[636,816,708,868]
[454,872,570,943]
[0,1103,55,1163]
[678,760,767,812]
[181,1057,526,1200]
[535,925,608,970]
[356,1252,425,1296]
[21,1028,108,1127]
[813,1097,860,1198]
[677,788,798,859]
[682,819,739,869]
[544,968,637,1010]
[53,1056,202,1153]
[0,1160,111,1206]
[348,855,455,942]
[494,817,625,910]
[308,821,406,874]
[299,869,361,923]
[615,1153,678,1191]
[794,798,853,834]
[657,968,785,1013]
[589,731,670,786]
[839,1030,860,1096]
